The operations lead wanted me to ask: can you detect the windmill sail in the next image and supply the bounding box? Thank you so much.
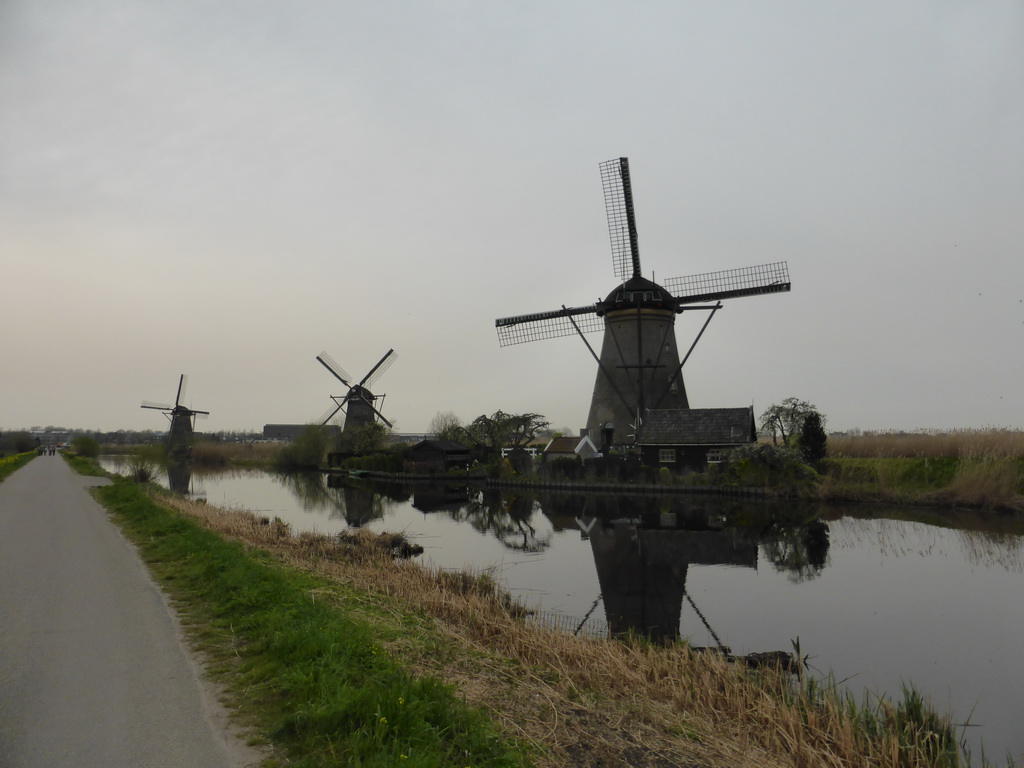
[495,305,604,347]
[663,262,790,305]
[601,157,642,282]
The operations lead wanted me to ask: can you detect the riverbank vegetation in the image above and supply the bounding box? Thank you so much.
[822,430,1024,510]
[92,424,1024,512]
[0,450,35,481]
[77,457,980,768]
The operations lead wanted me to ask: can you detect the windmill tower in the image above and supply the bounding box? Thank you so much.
[495,157,791,449]
[315,349,396,433]
[140,374,209,457]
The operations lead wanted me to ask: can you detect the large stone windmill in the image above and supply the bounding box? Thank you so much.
[140,374,209,458]
[495,157,791,449]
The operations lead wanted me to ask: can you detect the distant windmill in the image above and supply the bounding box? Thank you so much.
[495,157,791,448]
[315,349,396,433]
[140,374,209,457]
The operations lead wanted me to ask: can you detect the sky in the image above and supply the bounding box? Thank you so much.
[2,1,1023,435]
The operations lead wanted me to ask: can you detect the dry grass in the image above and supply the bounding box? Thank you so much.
[157,493,965,768]
[101,440,283,465]
[825,430,1024,511]
[926,447,1023,510]
[190,440,282,465]
[828,429,1024,459]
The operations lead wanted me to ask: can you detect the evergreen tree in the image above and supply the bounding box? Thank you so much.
[799,412,828,465]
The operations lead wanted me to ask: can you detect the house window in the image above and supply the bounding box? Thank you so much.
[658,448,675,463]
[707,448,725,464]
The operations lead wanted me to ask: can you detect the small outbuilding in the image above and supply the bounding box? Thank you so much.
[407,439,472,471]
[543,434,601,460]
[636,407,756,472]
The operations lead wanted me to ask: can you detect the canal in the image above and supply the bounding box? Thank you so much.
[99,457,1024,763]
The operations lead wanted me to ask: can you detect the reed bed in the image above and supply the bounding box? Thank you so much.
[189,439,282,466]
[823,430,1024,511]
[828,430,1024,459]
[160,492,968,768]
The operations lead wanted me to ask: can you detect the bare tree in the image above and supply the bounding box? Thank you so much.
[429,411,463,442]
[760,398,821,446]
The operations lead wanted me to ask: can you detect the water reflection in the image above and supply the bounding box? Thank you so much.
[582,512,756,642]
[539,497,830,642]
[278,474,410,527]
[166,460,192,495]
[436,490,552,553]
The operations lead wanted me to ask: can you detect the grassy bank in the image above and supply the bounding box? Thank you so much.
[96,476,531,768]
[0,450,35,481]
[824,430,1024,510]
[75,458,974,768]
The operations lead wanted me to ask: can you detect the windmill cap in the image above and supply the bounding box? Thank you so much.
[598,275,674,315]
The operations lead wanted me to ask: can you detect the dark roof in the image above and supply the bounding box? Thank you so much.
[410,439,469,453]
[544,436,583,454]
[637,408,755,446]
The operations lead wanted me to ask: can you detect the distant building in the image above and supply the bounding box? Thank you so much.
[30,430,70,447]
[635,407,756,472]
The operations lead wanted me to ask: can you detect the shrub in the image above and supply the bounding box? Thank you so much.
[71,435,101,458]
[545,456,583,481]
[344,452,404,473]
[277,425,331,470]
[125,455,161,484]
[724,443,818,489]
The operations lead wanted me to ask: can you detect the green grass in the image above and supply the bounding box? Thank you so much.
[95,478,533,768]
[62,451,109,477]
[825,457,960,493]
[823,456,1024,509]
[0,451,36,481]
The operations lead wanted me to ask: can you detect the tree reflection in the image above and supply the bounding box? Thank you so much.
[443,489,552,553]
[275,472,391,527]
[760,520,830,582]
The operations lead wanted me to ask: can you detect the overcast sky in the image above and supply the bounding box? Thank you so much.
[2,1,1022,435]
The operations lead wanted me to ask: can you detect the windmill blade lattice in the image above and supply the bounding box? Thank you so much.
[318,400,346,426]
[360,349,397,390]
[495,305,604,347]
[316,351,352,387]
[662,262,790,305]
[601,157,641,282]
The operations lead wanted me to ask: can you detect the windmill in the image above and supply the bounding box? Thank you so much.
[495,157,791,449]
[315,349,396,433]
[140,374,209,457]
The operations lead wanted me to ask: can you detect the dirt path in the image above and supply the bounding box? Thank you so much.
[0,455,264,768]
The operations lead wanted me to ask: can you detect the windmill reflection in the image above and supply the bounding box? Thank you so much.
[166,460,192,495]
[319,474,402,527]
[579,509,758,642]
[561,499,830,643]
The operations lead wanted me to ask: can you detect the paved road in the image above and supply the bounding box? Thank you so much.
[0,455,264,768]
